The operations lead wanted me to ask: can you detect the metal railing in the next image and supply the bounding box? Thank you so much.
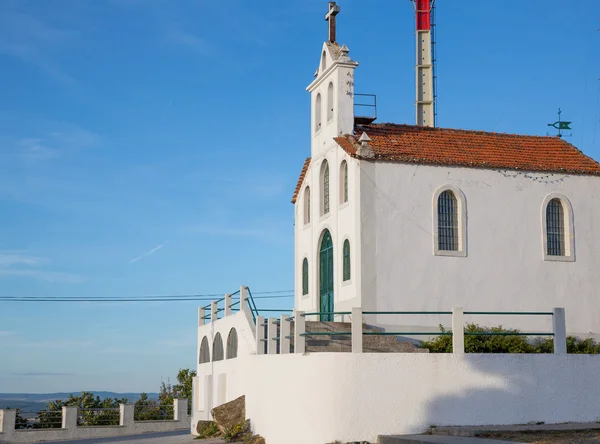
[254,307,566,355]
[16,410,63,429]
[77,408,120,426]
[133,404,174,421]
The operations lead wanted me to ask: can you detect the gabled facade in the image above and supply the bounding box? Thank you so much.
[293,34,600,338]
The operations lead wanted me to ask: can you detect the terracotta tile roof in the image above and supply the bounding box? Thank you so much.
[334,123,600,175]
[291,157,311,204]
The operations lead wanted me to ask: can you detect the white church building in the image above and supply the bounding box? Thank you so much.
[191,3,600,443]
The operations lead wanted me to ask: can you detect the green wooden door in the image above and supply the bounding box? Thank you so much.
[319,230,334,322]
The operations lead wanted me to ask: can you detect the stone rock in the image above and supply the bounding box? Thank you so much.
[196,420,219,438]
[211,395,246,433]
[245,435,266,444]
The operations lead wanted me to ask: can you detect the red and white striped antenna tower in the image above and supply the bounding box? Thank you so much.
[412,0,436,127]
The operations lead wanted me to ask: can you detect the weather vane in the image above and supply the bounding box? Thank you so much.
[547,108,572,138]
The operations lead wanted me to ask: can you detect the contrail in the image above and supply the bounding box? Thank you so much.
[129,241,169,264]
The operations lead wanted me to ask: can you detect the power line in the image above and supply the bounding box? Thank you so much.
[0,291,294,303]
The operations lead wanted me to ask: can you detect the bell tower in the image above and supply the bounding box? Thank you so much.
[306,2,359,159]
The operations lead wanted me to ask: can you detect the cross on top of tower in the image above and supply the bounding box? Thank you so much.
[325,2,340,43]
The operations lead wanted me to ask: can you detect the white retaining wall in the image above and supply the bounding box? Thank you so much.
[0,399,189,443]
[240,353,600,444]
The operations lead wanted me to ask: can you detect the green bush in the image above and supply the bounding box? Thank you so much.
[420,324,600,354]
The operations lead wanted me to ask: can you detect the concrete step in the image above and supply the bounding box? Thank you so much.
[377,435,525,444]
[284,320,428,354]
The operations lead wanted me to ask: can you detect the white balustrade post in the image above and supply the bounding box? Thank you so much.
[295,310,306,354]
[199,306,207,326]
[211,301,218,323]
[62,406,77,430]
[0,409,16,434]
[255,316,265,355]
[280,314,291,354]
[267,317,278,354]
[174,398,188,421]
[553,307,567,354]
[351,307,363,353]
[119,404,135,428]
[452,307,465,354]
[224,294,232,317]
[240,286,248,312]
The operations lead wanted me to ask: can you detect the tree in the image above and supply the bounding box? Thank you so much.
[36,392,127,428]
[159,368,197,415]
[134,393,164,421]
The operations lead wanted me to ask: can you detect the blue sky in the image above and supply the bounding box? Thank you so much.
[0,0,599,393]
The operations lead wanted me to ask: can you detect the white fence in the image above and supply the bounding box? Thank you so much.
[0,399,189,443]
[255,307,568,355]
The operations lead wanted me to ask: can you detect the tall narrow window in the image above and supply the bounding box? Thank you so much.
[438,191,458,251]
[304,187,311,225]
[327,82,334,121]
[315,94,322,132]
[199,336,210,364]
[226,328,238,359]
[546,199,565,256]
[302,258,309,295]
[213,333,224,362]
[321,160,330,215]
[321,51,327,72]
[340,160,348,204]
[343,240,351,281]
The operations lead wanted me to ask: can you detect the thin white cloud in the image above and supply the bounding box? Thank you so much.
[129,241,169,264]
[0,252,45,267]
[20,138,61,161]
[0,269,84,284]
[0,331,16,337]
[166,30,211,54]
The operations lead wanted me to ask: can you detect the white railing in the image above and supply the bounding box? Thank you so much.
[255,307,568,355]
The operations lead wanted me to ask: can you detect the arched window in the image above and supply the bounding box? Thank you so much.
[304,187,311,225]
[343,240,351,281]
[327,82,334,121]
[438,191,458,251]
[315,94,322,132]
[212,333,224,362]
[546,199,564,256]
[226,328,238,360]
[320,160,330,215]
[302,258,309,295]
[321,51,327,72]
[542,194,574,261]
[433,186,467,257]
[340,160,348,204]
[199,336,210,364]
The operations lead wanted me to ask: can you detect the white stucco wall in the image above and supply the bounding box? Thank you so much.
[242,353,600,444]
[360,162,600,338]
[192,309,256,430]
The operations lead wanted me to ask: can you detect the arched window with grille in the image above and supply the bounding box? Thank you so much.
[302,258,309,295]
[340,160,348,204]
[199,336,210,364]
[542,194,574,262]
[304,187,311,225]
[321,160,330,215]
[546,199,565,256]
[226,328,238,359]
[343,240,351,281]
[433,186,467,257]
[212,333,224,362]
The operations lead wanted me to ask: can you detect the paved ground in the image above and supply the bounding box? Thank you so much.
[32,430,206,444]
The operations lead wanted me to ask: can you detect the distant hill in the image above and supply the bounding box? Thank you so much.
[0,392,159,413]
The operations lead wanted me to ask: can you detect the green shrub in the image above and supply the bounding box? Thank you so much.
[420,324,600,354]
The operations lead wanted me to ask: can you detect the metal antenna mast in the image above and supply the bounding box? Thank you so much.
[412,0,436,127]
